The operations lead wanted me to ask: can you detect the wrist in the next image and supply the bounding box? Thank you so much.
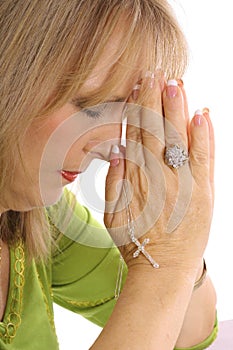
[127,258,199,285]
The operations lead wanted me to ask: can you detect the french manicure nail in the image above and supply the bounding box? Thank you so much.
[194,109,202,116]
[145,71,155,88]
[110,145,120,167]
[177,79,184,87]
[202,107,210,114]
[167,79,178,86]
[132,84,141,101]
[167,79,178,98]
[145,71,154,78]
[111,145,120,154]
[194,110,203,126]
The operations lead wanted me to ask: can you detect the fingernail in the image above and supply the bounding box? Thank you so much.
[110,145,120,167]
[110,158,120,167]
[194,110,203,126]
[177,79,184,87]
[202,107,210,114]
[145,71,155,88]
[132,84,141,101]
[145,71,154,78]
[167,79,178,98]
[195,109,202,116]
[111,145,120,154]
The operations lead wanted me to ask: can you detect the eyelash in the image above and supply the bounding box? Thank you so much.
[84,103,128,120]
[83,107,104,119]
[72,99,126,119]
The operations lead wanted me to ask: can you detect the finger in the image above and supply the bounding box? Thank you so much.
[178,79,191,146]
[140,72,165,153]
[137,71,164,114]
[203,108,215,197]
[105,145,125,209]
[126,72,165,157]
[189,110,210,184]
[177,79,190,126]
[163,80,188,149]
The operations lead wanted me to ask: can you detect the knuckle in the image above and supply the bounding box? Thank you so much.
[191,149,208,164]
[127,129,141,143]
[166,131,187,147]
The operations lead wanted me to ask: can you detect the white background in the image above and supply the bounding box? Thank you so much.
[54,1,233,348]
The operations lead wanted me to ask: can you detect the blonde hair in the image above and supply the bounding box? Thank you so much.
[0,0,188,260]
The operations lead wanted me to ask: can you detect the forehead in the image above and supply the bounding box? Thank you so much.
[80,18,142,99]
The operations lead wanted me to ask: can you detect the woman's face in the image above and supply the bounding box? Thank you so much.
[1,29,139,212]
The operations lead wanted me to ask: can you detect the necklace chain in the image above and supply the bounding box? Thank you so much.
[123,183,159,268]
[114,183,159,300]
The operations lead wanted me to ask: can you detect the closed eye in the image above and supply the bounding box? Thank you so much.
[71,96,126,120]
[83,104,107,119]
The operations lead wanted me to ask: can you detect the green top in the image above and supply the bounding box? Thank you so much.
[0,189,218,349]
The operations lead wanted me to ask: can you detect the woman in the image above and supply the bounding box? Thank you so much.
[0,0,218,349]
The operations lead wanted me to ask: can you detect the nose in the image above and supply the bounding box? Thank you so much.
[85,138,121,162]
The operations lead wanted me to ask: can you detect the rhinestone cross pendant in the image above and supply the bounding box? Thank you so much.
[132,236,159,269]
[124,184,159,269]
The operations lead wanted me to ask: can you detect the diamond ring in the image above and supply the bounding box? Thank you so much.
[164,144,189,169]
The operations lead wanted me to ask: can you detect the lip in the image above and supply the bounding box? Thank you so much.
[60,170,82,183]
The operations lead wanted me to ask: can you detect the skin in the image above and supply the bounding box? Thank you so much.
[0,22,135,322]
[0,21,216,348]
[101,76,217,348]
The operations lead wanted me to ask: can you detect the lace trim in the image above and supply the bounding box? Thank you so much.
[65,296,113,308]
[36,271,56,333]
[0,240,25,344]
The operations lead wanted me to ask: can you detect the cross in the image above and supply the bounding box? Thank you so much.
[132,236,159,269]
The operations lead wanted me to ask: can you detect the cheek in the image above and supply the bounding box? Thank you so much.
[20,126,57,168]
[21,106,78,161]
[25,103,78,144]
[63,123,122,166]
[100,123,122,140]
[86,123,122,148]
